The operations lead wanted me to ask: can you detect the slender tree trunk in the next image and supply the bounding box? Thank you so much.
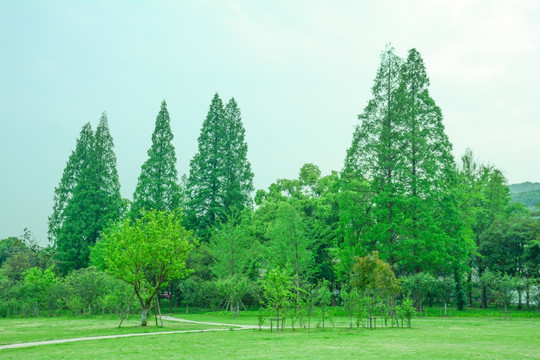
[444,301,447,317]
[276,309,280,333]
[141,308,148,326]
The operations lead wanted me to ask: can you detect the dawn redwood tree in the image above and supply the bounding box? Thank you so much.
[344,45,469,275]
[48,123,94,246]
[131,101,181,217]
[187,94,254,240]
[344,45,405,266]
[100,210,195,326]
[394,48,466,274]
[52,114,123,273]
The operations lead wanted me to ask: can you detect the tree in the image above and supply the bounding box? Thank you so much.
[344,45,404,266]
[187,94,254,240]
[51,114,124,273]
[131,101,181,217]
[351,251,400,328]
[344,46,467,275]
[437,277,456,317]
[210,212,258,279]
[98,210,196,326]
[266,202,314,303]
[48,123,94,246]
[401,272,437,316]
[262,268,294,333]
[209,212,259,317]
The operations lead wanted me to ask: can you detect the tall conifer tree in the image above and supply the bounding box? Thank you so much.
[187,94,253,240]
[344,45,405,265]
[131,100,180,217]
[52,114,123,273]
[48,123,94,246]
[344,46,469,274]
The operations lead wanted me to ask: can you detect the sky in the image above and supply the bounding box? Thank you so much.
[1,0,539,245]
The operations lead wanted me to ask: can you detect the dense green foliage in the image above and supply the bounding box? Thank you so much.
[186,94,254,240]
[96,210,196,326]
[131,101,181,217]
[3,46,538,326]
[49,114,123,273]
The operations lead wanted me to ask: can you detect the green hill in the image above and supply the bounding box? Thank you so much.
[509,182,540,208]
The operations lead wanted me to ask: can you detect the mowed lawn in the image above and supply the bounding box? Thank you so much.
[0,314,539,359]
[0,315,227,346]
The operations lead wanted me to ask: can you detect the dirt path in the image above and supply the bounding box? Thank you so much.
[0,316,262,351]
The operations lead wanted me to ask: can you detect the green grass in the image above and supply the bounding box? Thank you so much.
[1,313,539,359]
[0,315,227,345]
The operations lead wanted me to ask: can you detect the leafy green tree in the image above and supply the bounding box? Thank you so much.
[351,251,400,328]
[401,272,437,316]
[492,273,519,320]
[454,270,467,311]
[437,277,456,316]
[131,101,181,217]
[187,94,254,240]
[262,268,294,333]
[457,151,511,308]
[341,285,361,329]
[266,202,314,303]
[316,279,332,330]
[209,212,259,316]
[98,210,196,326]
[210,212,258,279]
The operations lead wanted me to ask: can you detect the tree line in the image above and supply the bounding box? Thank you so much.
[1,46,539,325]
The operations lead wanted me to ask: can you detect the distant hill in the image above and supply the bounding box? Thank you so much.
[509,182,540,208]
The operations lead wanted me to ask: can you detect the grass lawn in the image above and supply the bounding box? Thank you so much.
[1,313,539,359]
[0,315,227,345]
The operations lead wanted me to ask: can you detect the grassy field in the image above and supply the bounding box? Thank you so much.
[0,315,227,346]
[1,312,539,359]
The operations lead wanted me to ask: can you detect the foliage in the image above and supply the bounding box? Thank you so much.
[261,268,294,332]
[98,210,196,325]
[401,272,437,312]
[131,101,181,217]
[186,94,254,240]
[52,114,124,273]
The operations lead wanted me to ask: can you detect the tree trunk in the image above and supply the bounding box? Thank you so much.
[141,308,148,326]
[481,285,487,309]
[276,309,280,333]
[444,301,447,317]
[504,303,508,320]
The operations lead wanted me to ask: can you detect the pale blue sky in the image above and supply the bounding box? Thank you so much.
[1,0,539,244]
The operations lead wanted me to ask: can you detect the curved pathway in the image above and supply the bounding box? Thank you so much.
[0,315,263,351]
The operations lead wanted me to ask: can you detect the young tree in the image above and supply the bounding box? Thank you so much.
[262,268,294,333]
[266,202,314,303]
[401,272,437,316]
[187,94,254,240]
[98,210,196,326]
[131,101,181,217]
[437,277,456,317]
[210,212,258,316]
[351,251,400,328]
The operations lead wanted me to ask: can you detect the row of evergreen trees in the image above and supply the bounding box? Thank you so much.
[49,94,254,274]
